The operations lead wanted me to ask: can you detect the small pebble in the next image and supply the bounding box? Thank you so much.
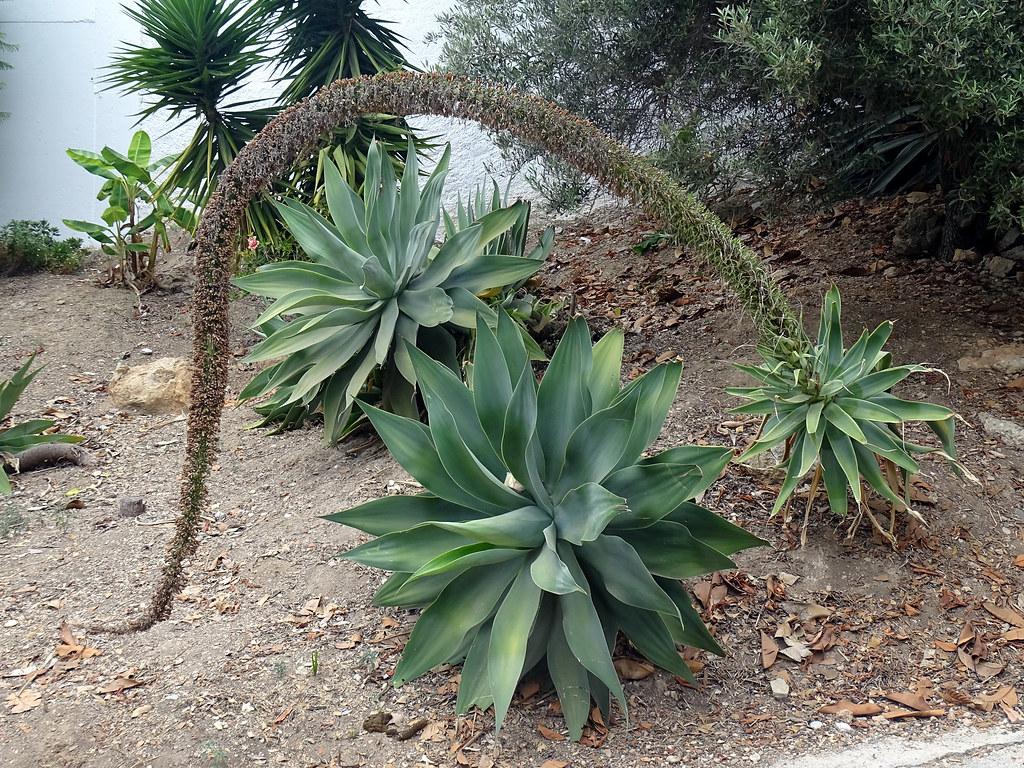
[809,720,823,730]
[139,347,153,355]
[834,721,853,733]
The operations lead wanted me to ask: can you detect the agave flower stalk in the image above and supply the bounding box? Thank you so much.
[326,313,764,737]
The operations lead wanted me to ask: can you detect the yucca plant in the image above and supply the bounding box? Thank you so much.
[104,0,278,239]
[234,141,547,443]
[326,313,764,738]
[730,286,968,543]
[1,356,85,494]
[257,0,425,196]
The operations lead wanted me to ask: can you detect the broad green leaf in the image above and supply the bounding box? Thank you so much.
[489,568,542,730]
[430,506,549,548]
[457,623,493,715]
[619,522,735,578]
[552,483,626,545]
[127,130,152,168]
[546,609,591,741]
[536,318,592,481]
[657,578,725,654]
[322,494,475,535]
[343,525,474,572]
[359,403,509,513]
[588,329,624,411]
[824,402,867,443]
[580,535,679,619]
[557,545,626,715]
[824,424,862,504]
[530,524,584,595]
[392,559,520,685]
[398,287,454,327]
[664,502,766,555]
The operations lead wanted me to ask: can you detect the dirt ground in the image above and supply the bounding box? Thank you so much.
[1,194,1023,768]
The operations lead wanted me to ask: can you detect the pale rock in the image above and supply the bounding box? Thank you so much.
[108,357,190,414]
[770,677,790,699]
[979,412,1024,448]
[958,344,1024,374]
[984,255,1016,277]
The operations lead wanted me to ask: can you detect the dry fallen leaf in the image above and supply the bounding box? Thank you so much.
[819,700,883,717]
[884,691,932,711]
[538,724,566,741]
[883,708,946,719]
[1012,554,1024,568]
[614,658,654,681]
[761,631,779,669]
[95,676,145,694]
[6,689,42,714]
[540,761,569,768]
[983,602,1024,628]
[1004,628,1024,642]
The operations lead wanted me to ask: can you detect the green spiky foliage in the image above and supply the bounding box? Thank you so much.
[134,73,960,635]
[234,141,548,443]
[730,286,968,541]
[256,0,426,197]
[443,180,558,329]
[325,313,761,741]
[326,314,764,737]
[0,356,85,494]
[104,0,276,239]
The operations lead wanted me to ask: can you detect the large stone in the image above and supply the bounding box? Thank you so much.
[979,413,1024,449]
[984,254,1017,277]
[108,357,190,414]
[892,206,943,258]
[958,344,1024,374]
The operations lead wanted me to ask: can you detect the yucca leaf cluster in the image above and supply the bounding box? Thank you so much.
[731,286,964,524]
[234,141,546,443]
[1,356,85,494]
[327,314,764,738]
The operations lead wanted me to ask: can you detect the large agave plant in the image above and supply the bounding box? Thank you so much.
[234,141,547,443]
[326,313,764,738]
[1,355,84,493]
[730,286,968,541]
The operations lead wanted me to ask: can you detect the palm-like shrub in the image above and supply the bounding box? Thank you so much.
[327,313,764,738]
[234,142,547,443]
[105,0,273,218]
[1,356,84,493]
[730,287,966,541]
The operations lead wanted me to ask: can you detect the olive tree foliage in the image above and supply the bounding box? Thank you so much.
[431,0,796,210]
[718,0,1024,249]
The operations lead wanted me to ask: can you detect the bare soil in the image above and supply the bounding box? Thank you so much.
[1,194,1023,768]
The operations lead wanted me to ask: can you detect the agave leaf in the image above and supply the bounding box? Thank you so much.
[619,522,736,578]
[554,393,638,495]
[408,544,526,582]
[322,494,476,535]
[359,402,510,513]
[589,328,625,410]
[579,535,679,620]
[823,402,867,443]
[602,591,693,681]
[489,567,542,730]
[867,393,954,422]
[343,525,476,571]
[536,318,593,481]
[457,622,494,715]
[428,398,531,512]
[664,502,766,555]
[398,287,454,328]
[446,255,545,293]
[657,577,725,655]
[392,559,521,685]
[552,483,627,545]
[430,506,549,548]
[546,609,591,741]
[557,545,626,716]
[824,424,862,504]
[834,396,900,423]
[530,524,584,595]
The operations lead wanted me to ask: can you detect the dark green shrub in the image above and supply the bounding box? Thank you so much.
[0,221,85,275]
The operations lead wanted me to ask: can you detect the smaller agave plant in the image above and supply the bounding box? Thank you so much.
[1,355,85,493]
[234,141,547,443]
[730,286,970,542]
[326,312,764,738]
[444,180,559,332]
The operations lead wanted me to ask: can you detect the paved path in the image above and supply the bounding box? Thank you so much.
[771,727,1024,768]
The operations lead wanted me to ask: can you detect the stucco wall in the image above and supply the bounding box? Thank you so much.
[0,0,534,231]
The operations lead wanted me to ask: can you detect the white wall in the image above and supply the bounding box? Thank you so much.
[0,0,534,232]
